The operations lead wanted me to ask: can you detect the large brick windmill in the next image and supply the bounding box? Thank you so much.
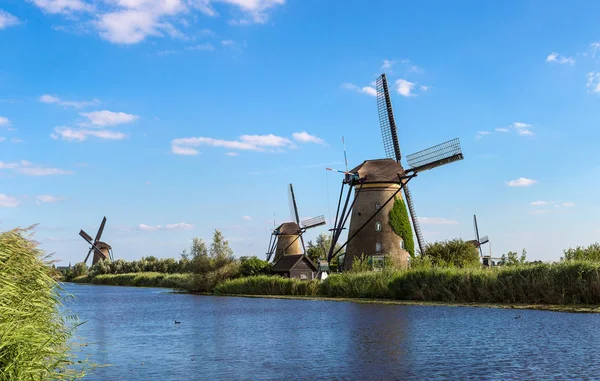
[79,216,114,266]
[327,73,464,270]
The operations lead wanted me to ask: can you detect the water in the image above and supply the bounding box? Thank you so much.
[63,283,600,380]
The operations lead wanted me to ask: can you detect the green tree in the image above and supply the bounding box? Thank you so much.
[72,262,88,277]
[563,243,600,261]
[388,197,415,257]
[238,256,271,277]
[520,249,527,264]
[306,233,341,263]
[422,238,480,268]
[210,230,234,266]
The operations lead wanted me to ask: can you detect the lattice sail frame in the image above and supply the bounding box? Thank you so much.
[406,138,463,173]
[301,215,326,229]
[376,74,402,162]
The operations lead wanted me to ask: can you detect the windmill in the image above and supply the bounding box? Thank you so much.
[79,216,114,266]
[266,184,326,263]
[326,73,464,270]
[472,214,491,266]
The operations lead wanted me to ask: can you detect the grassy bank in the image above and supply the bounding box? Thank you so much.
[1,228,86,379]
[72,272,191,289]
[215,261,600,306]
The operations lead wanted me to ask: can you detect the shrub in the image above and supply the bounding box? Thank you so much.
[563,243,600,261]
[421,238,480,268]
[238,256,271,277]
[215,275,320,296]
[0,227,85,379]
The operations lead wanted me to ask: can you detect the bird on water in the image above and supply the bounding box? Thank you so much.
[175,320,181,324]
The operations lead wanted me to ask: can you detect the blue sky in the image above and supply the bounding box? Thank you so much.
[1,0,600,265]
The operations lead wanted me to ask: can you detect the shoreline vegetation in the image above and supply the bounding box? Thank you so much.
[57,230,600,313]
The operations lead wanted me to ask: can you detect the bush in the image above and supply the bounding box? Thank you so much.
[87,272,191,289]
[563,243,600,261]
[0,227,85,379]
[420,238,480,268]
[389,197,415,257]
[238,256,272,277]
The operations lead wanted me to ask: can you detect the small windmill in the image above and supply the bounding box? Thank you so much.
[266,184,326,262]
[79,216,114,266]
[327,73,464,269]
[472,214,491,266]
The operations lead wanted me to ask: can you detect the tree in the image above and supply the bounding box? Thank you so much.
[238,256,271,277]
[520,249,527,264]
[388,197,415,257]
[306,233,341,263]
[72,262,88,277]
[563,243,600,261]
[210,230,234,265]
[422,238,480,268]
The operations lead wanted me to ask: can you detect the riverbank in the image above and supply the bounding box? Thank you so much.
[69,261,600,313]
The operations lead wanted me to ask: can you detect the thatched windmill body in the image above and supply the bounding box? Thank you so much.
[266,184,326,263]
[79,216,114,266]
[327,73,464,270]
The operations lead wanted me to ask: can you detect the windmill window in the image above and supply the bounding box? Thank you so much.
[375,242,382,252]
[375,222,382,232]
[400,239,405,249]
[375,202,381,210]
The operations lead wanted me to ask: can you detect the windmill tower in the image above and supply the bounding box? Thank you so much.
[79,216,114,266]
[471,214,491,266]
[266,184,326,263]
[327,73,464,270]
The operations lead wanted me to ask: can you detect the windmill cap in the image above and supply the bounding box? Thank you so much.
[349,158,405,184]
[275,222,301,235]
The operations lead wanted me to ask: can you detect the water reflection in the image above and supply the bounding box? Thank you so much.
[63,284,600,380]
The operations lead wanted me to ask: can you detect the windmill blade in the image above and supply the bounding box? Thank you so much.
[405,138,464,173]
[376,74,403,163]
[301,215,326,229]
[83,247,94,264]
[473,214,483,257]
[94,216,107,243]
[79,229,93,244]
[479,235,489,245]
[288,184,301,225]
[403,184,425,255]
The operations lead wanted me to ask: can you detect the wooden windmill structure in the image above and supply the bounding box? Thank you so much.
[327,73,464,270]
[266,184,326,263]
[471,214,492,267]
[79,216,114,266]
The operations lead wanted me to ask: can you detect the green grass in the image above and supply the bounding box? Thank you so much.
[72,272,191,289]
[214,261,600,306]
[0,227,86,380]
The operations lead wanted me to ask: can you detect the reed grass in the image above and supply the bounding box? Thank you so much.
[0,228,86,380]
[74,272,191,289]
[214,275,321,296]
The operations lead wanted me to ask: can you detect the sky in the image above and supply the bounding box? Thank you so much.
[1,0,600,265]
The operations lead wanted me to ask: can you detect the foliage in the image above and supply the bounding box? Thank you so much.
[563,243,600,261]
[215,275,320,296]
[306,233,341,263]
[497,249,528,266]
[186,230,239,292]
[75,272,191,289]
[0,227,86,380]
[238,256,272,277]
[320,270,397,298]
[420,238,480,268]
[349,254,372,272]
[388,197,415,257]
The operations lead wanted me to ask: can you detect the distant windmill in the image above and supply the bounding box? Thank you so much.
[472,214,491,266]
[327,73,464,270]
[266,184,326,262]
[79,216,113,266]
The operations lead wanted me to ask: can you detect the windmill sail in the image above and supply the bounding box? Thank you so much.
[406,138,464,173]
[376,73,425,255]
[288,184,305,253]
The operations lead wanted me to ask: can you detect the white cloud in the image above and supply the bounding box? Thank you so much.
[217,0,285,24]
[221,39,234,46]
[31,0,93,14]
[0,116,10,126]
[225,152,239,156]
[498,122,534,136]
[171,145,198,155]
[495,127,510,132]
[517,129,534,136]
[562,201,575,207]
[395,79,416,97]
[475,131,491,139]
[529,210,549,215]
[592,42,600,58]
[507,177,537,187]
[139,222,194,231]
[10,138,23,143]
[0,10,20,29]
[171,133,295,154]
[530,200,547,206]
[242,216,252,220]
[187,43,215,51]
[546,52,575,65]
[51,126,127,141]
[36,195,64,204]
[292,131,324,144]
[418,217,458,225]
[381,59,395,70]
[80,110,139,126]
[40,94,99,108]
[0,194,20,207]
[587,72,600,93]
[0,160,73,176]
[341,83,377,97]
